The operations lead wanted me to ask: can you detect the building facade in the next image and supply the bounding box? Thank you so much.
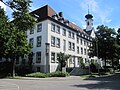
[27,5,96,73]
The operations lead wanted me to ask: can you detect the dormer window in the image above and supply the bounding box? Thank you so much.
[58,17,64,23]
[64,20,69,26]
[52,14,58,20]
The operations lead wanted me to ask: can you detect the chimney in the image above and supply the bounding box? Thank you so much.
[59,12,63,17]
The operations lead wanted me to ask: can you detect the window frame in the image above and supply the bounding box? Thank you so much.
[51,23,55,32]
[37,23,42,32]
[37,36,42,47]
[51,36,55,47]
[62,28,66,36]
[68,41,72,50]
[30,28,34,34]
[29,38,34,48]
[56,38,60,48]
[56,25,60,34]
[36,51,41,63]
[51,52,55,63]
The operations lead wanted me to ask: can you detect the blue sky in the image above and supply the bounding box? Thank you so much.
[1,0,120,30]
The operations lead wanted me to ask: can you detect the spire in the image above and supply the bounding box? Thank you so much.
[88,4,89,14]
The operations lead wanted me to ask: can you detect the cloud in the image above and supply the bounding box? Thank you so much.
[0,1,6,10]
[80,0,113,24]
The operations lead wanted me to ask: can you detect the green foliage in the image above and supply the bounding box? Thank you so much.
[80,74,99,79]
[47,71,69,77]
[26,72,47,78]
[0,0,36,77]
[89,25,119,68]
[79,57,86,69]
[7,0,36,32]
[9,76,22,79]
[90,63,97,73]
[57,52,71,71]
[25,71,69,78]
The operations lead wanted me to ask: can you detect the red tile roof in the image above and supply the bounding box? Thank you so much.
[31,5,88,36]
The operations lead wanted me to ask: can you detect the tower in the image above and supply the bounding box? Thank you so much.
[85,11,93,31]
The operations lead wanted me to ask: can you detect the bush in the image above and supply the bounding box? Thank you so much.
[90,63,97,73]
[47,71,69,77]
[25,71,69,78]
[25,72,47,78]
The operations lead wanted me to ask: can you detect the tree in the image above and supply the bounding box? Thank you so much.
[0,0,36,77]
[117,28,120,59]
[89,25,118,68]
[57,52,71,71]
[79,57,85,69]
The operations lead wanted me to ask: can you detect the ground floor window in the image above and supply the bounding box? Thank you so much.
[36,52,41,63]
[51,52,55,63]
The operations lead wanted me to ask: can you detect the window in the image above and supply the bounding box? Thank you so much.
[36,52,41,63]
[51,36,55,46]
[84,40,86,46]
[72,43,75,51]
[56,53,59,63]
[72,32,74,39]
[56,38,60,48]
[68,41,71,50]
[51,23,55,32]
[29,38,34,48]
[30,28,34,34]
[68,31,71,38]
[56,26,60,34]
[87,42,89,46]
[37,23,42,32]
[63,40,66,51]
[37,36,42,47]
[77,37,79,44]
[80,39,83,45]
[51,52,55,63]
[81,47,83,54]
[77,46,79,54]
[84,48,86,55]
[62,28,66,36]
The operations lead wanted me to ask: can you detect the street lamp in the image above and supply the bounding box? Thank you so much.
[45,43,50,54]
[45,43,50,73]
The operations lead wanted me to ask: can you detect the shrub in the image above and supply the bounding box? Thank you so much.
[47,71,69,77]
[25,71,69,78]
[90,63,97,73]
[25,72,47,78]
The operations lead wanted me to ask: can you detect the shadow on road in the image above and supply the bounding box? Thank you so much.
[72,72,120,90]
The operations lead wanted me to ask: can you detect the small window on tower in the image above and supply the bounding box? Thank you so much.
[87,22,89,25]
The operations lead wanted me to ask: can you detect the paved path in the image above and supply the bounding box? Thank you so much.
[0,74,120,90]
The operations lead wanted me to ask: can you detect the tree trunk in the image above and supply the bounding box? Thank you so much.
[60,62,62,71]
[111,59,115,73]
[12,58,16,77]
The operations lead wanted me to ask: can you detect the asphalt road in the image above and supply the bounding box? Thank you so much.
[0,73,120,90]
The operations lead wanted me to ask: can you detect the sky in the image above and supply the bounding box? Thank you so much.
[1,0,120,30]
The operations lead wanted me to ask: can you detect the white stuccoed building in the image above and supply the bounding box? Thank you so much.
[26,5,97,73]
